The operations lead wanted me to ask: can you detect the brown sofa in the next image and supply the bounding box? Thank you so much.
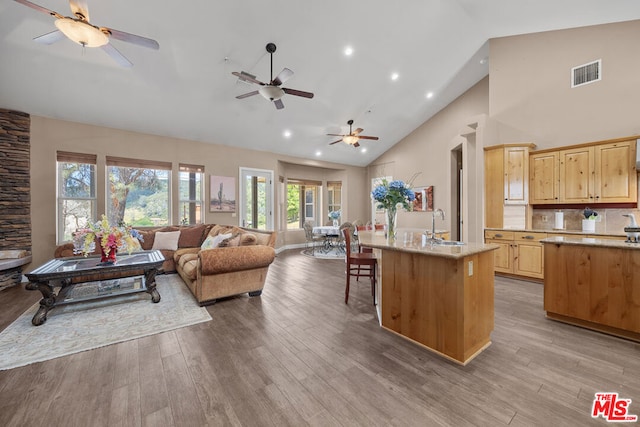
[54,224,277,305]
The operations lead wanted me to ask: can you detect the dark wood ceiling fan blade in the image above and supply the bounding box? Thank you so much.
[33,29,65,44]
[354,142,360,148]
[329,139,343,145]
[274,99,285,110]
[106,28,159,50]
[101,43,132,68]
[69,0,89,21]
[357,136,379,140]
[326,133,346,137]
[272,68,293,86]
[236,90,259,99]
[353,128,364,135]
[282,88,314,99]
[232,71,265,86]
[13,0,62,18]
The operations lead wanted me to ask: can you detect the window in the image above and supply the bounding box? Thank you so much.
[106,156,171,227]
[57,151,97,243]
[327,181,342,214]
[287,179,320,229]
[178,164,204,225]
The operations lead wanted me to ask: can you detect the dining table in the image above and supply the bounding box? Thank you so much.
[312,225,342,252]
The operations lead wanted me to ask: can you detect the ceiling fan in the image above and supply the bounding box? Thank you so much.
[13,0,159,68]
[327,120,379,147]
[232,43,314,110]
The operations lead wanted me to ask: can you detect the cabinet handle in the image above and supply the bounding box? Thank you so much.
[495,234,503,238]
[522,235,535,239]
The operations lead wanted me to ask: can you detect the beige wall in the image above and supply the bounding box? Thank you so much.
[490,20,640,148]
[368,77,490,242]
[29,116,367,267]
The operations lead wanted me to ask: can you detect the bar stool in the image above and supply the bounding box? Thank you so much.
[342,228,377,304]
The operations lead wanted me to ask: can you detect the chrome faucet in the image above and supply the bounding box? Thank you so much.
[428,209,445,243]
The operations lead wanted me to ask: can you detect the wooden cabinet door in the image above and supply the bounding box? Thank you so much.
[559,146,594,203]
[513,231,546,279]
[529,151,559,204]
[504,146,529,204]
[489,240,513,273]
[594,140,637,203]
[484,147,505,228]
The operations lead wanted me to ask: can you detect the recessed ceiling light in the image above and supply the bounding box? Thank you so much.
[426,91,434,99]
[361,148,367,153]
[344,46,353,56]
[315,151,322,156]
[391,73,399,81]
[480,57,488,65]
[283,130,291,138]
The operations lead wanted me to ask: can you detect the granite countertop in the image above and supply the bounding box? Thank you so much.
[485,227,626,238]
[541,236,640,249]
[358,230,498,260]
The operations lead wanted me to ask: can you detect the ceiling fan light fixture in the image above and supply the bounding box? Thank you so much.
[54,18,108,47]
[258,85,284,101]
[343,135,359,145]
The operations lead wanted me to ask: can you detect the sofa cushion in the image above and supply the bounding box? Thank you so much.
[173,247,200,263]
[218,233,241,247]
[239,233,257,246]
[178,224,207,248]
[152,231,180,251]
[178,253,198,269]
[208,224,234,237]
[139,230,156,250]
[181,259,198,281]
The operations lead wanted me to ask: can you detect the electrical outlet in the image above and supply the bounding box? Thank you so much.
[542,215,548,222]
[468,261,473,276]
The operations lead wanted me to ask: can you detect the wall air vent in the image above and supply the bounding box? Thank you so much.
[571,59,601,88]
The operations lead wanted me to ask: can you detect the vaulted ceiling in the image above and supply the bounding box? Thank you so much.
[2,0,640,166]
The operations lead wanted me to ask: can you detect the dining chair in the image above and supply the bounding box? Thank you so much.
[303,221,325,255]
[342,227,377,304]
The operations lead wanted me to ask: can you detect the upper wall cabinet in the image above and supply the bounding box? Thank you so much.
[529,137,637,205]
[485,143,535,228]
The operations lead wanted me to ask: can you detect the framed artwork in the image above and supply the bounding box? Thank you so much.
[412,186,434,212]
[210,175,236,212]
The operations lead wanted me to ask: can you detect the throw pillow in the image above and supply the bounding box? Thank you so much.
[201,232,232,250]
[151,231,181,251]
[218,233,241,247]
[178,224,207,248]
[239,233,257,246]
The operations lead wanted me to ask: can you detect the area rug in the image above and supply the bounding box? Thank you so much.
[301,247,345,259]
[0,275,211,371]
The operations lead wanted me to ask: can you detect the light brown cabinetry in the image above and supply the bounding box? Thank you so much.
[529,151,559,204]
[484,230,546,279]
[484,144,535,228]
[530,137,637,205]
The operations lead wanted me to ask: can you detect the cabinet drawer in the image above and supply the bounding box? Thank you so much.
[484,230,515,241]
[514,231,547,242]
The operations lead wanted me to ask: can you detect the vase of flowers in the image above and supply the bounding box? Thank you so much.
[73,215,144,265]
[329,210,341,227]
[371,178,416,244]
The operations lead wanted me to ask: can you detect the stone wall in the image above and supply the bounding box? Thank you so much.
[0,108,31,289]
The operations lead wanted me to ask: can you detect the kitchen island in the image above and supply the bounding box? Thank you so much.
[542,236,640,342]
[358,230,498,365]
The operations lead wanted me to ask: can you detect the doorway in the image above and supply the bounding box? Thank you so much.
[239,168,274,230]
[451,146,463,241]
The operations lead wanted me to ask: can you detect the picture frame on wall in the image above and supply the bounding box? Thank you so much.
[412,186,434,212]
[210,175,236,212]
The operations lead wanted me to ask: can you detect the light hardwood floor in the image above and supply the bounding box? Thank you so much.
[1,249,639,426]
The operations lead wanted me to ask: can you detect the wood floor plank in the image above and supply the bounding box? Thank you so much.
[1,249,640,426]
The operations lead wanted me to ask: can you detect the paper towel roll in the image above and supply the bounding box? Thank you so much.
[554,211,564,229]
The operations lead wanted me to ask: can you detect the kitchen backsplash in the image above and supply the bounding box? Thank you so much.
[532,208,640,235]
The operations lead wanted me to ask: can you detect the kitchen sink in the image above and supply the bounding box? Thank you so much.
[436,240,465,246]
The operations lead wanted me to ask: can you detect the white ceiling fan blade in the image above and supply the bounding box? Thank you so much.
[272,68,293,86]
[106,28,159,50]
[69,0,90,21]
[101,43,132,68]
[33,29,65,45]
[13,0,63,18]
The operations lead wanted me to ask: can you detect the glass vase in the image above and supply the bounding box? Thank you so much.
[333,219,339,227]
[385,206,397,244]
[98,237,117,265]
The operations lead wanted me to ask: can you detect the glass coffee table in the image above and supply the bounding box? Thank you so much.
[25,250,165,326]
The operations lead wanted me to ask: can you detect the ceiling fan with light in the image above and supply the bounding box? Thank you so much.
[13,0,159,67]
[232,43,314,110]
[327,120,379,147]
